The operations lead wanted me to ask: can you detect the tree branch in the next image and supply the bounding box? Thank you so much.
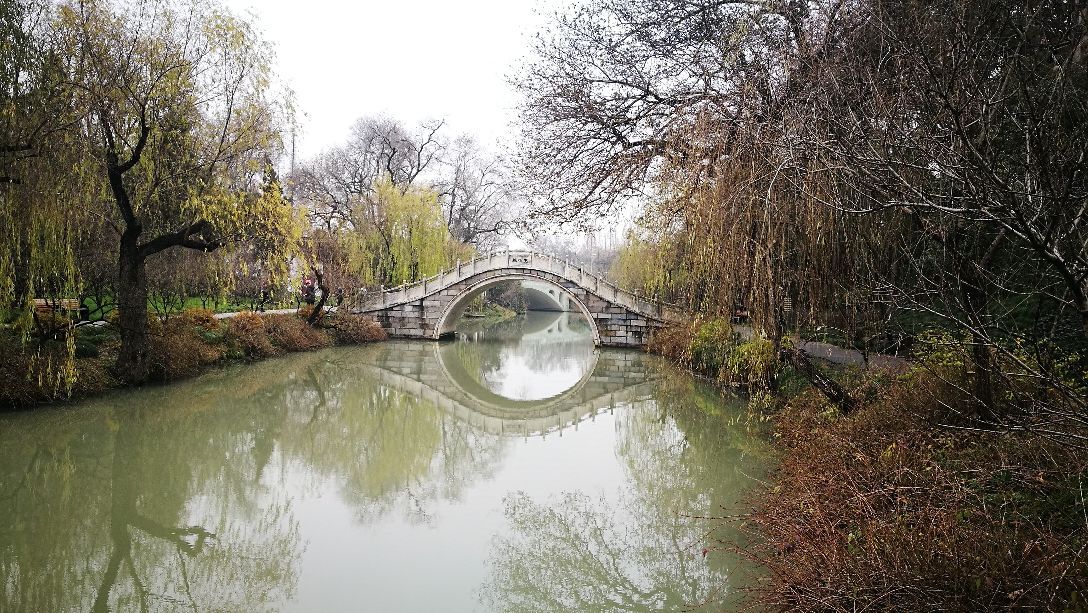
[138,220,225,259]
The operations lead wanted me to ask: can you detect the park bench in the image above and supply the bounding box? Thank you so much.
[32,298,82,315]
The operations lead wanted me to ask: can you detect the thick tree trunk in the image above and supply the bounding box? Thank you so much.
[115,231,151,385]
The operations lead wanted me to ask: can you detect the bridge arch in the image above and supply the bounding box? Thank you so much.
[433,273,601,344]
[522,281,570,312]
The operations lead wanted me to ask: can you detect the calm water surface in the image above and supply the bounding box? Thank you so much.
[0,311,770,612]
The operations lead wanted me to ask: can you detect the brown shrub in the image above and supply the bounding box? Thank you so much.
[174,307,220,332]
[743,367,1088,611]
[264,314,332,352]
[70,358,116,398]
[329,313,387,344]
[296,304,315,321]
[148,332,199,381]
[0,343,53,408]
[647,320,696,366]
[106,309,163,335]
[224,311,277,358]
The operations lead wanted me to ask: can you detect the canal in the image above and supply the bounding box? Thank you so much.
[0,311,770,612]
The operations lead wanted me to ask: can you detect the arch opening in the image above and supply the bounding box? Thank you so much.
[434,274,601,345]
[522,281,571,312]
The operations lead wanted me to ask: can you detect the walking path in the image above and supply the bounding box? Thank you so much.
[212,306,336,320]
[798,339,908,370]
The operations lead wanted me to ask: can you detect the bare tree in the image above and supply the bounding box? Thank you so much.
[520,0,1088,428]
[291,116,445,231]
[511,0,839,223]
[436,136,512,248]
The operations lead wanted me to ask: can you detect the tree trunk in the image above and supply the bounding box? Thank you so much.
[10,231,30,312]
[782,346,857,414]
[306,266,329,326]
[970,331,996,418]
[960,259,997,417]
[115,231,151,385]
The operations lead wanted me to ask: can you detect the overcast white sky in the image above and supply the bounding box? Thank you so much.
[222,0,557,160]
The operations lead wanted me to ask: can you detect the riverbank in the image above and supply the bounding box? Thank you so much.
[647,318,1087,610]
[0,308,386,410]
[747,368,1087,610]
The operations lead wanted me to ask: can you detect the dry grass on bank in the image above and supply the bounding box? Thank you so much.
[0,340,116,406]
[328,313,387,344]
[745,366,1088,611]
[0,308,386,409]
[648,318,1087,610]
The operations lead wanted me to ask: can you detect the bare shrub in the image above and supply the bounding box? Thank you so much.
[647,321,696,369]
[174,307,220,332]
[329,314,387,344]
[744,366,1088,611]
[224,311,277,358]
[264,314,332,352]
[296,304,315,321]
[149,331,208,381]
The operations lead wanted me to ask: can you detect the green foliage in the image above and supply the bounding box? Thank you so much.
[73,339,99,359]
[723,338,778,390]
[608,231,682,297]
[342,178,469,287]
[690,317,735,376]
[0,333,114,408]
[650,318,780,391]
[913,329,970,371]
[3,0,304,389]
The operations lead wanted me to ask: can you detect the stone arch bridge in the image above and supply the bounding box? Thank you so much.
[349,251,683,348]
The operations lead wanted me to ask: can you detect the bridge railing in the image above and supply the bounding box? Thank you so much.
[346,250,685,321]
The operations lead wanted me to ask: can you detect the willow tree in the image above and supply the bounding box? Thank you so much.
[340,178,471,287]
[1,0,85,317]
[516,0,876,332]
[58,0,301,383]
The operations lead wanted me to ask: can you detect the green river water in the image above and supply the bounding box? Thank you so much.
[0,311,770,612]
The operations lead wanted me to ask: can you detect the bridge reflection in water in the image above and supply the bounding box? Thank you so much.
[0,310,771,613]
[361,310,662,437]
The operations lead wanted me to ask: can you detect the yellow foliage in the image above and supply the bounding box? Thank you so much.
[344,177,469,286]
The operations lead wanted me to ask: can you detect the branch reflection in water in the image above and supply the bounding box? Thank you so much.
[481,375,770,612]
[0,311,770,612]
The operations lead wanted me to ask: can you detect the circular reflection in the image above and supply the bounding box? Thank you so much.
[452,311,596,401]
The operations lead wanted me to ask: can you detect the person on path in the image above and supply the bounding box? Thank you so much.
[258,282,271,312]
[302,278,315,305]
